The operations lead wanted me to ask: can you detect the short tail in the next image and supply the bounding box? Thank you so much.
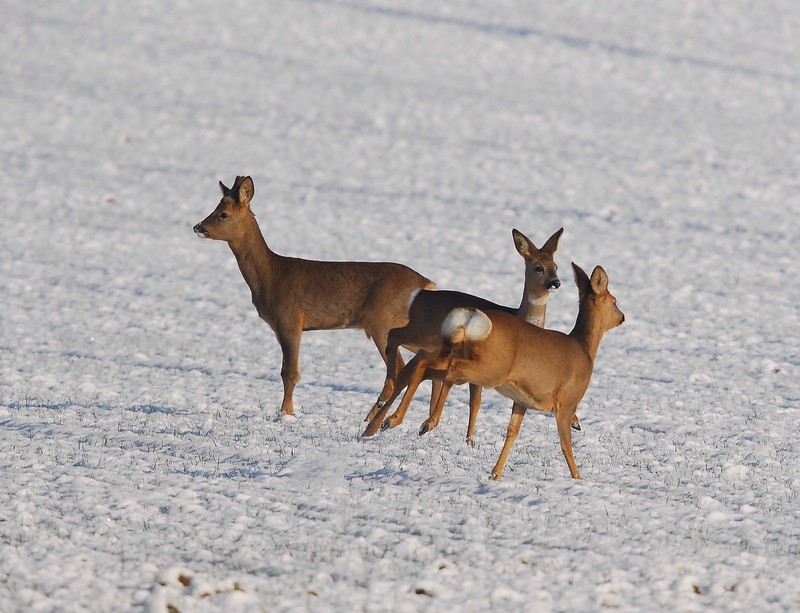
[442,308,493,344]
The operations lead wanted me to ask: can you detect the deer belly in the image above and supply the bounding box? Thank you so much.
[495,384,550,413]
[301,308,362,331]
[304,318,359,331]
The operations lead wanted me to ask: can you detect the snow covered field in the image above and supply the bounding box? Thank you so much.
[2,0,799,610]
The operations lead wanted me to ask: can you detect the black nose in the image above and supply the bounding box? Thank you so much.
[548,279,561,290]
[193,223,203,233]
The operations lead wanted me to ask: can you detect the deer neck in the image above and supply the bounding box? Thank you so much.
[517,289,548,328]
[227,214,276,299]
[570,302,605,360]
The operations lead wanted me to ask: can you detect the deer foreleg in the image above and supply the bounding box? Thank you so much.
[276,329,302,415]
[490,402,526,481]
[556,405,582,479]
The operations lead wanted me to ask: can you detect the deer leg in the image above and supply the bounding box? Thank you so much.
[428,379,443,417]
[276,329,302,415]
[366,327,405,422]
[464,384,483,446]
[556,405,582,480]
[418,378,445,433]
[383,355,433,430]
[362,404,391,437]
[365,403,381,424]
[418,378,454,436]
[362,352,425,437]
[490,402,526,481]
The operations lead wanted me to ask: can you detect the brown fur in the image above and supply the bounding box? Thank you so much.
[363,228,568,442]
[369,263,624,480]
[193,176,435,415]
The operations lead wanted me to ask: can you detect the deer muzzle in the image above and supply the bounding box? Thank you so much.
[193,223,209,238]
[547,279,561,290]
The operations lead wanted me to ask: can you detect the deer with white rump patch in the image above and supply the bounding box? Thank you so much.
[371,263,624,480]
[193,176,435,415]
[363,228,576,443]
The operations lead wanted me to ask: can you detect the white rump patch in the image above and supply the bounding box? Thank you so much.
[442,308,492,343]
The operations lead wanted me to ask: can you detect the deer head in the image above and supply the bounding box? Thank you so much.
[512,227,563,296]
[193,176,255,243]
[572,263,626,335]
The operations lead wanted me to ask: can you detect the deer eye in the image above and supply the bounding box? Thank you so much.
[535,266,544,274]
[220,212,229,219]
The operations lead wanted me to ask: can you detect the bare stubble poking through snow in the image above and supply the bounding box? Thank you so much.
[1,1,799,611]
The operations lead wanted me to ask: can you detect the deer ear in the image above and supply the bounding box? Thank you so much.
[234,176,255,206]
[219,180,230,196]
[572,262,591,300]
[512,228,538,259]
[541,227,563,255]
[590,266,609,294]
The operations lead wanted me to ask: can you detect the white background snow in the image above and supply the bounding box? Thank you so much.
[2,1,799,611]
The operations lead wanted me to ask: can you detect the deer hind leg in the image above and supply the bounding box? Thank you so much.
[417,378,443,431]
[418,378,455,436]
[363,351,426,437]
[556,405,582,479]
[465,384,483,446]
[382,353,439,430]
[428,379,443,417]
[276,328,302,415]
[490,402,526,481]
[365,325,406,422]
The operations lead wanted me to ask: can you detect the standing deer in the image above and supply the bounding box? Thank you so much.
[363,228,570,443]
[370,263,624,480]
[193,176,435,415]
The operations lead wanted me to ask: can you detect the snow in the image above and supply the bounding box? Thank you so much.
[2,0,799,610]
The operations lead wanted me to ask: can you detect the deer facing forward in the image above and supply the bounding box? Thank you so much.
[193,176,435,415]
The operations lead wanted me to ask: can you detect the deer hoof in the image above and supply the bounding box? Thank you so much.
[380,419,392,432]
[418,423,430,437]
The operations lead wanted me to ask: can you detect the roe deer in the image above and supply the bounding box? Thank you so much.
[193,176,435,415]
[363,228,569,443]
[369,263,624,480]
